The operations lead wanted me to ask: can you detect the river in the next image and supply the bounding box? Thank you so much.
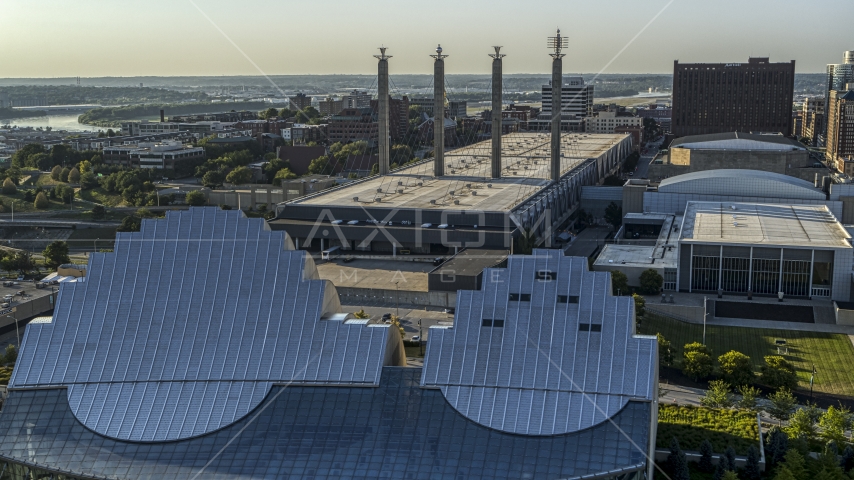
[0,114,105,132]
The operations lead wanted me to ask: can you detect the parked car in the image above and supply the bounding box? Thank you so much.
[342,256,355,263]
[411,336,420,342]
[2,282,12,287]
[0,303,9,309]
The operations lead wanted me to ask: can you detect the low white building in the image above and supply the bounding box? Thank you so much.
[584,111,643,134]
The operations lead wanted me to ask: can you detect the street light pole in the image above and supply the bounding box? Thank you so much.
[419,319,423,356]
[703,296,708,345]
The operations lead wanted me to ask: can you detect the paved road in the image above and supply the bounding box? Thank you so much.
[633,137,665,179]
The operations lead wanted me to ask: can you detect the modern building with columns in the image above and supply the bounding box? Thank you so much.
[677,202,853,301]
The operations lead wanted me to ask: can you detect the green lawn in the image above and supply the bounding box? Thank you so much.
[640,315,854,397]
[32,174,63,187]
[0,192,86,213]
[77,187,125,207]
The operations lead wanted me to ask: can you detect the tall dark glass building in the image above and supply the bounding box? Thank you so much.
[672,57,796,137]
[0,208,657,479]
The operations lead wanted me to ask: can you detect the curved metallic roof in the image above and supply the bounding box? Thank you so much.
[658,169,826,200]
[11,208,397,442]
[421,250,657,436]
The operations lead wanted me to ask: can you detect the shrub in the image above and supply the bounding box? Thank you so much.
[657,404,758,455]
[50,165,62,180]
[818,405,849,446]
[736,385,761,411]
[718,350,754,387]
[761,355,797,390]
[657,334,674,367]
[683,343,713,381]
[2,178,16,195]
[33,192,49,209]
[59,167,71,183]
[632,293,645,317]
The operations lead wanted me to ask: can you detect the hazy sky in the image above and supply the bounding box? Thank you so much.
[1,0,850,77]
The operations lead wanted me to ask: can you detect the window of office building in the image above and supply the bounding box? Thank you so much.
[691,256,719,292]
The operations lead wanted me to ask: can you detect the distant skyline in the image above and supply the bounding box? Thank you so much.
[0,0,850,78]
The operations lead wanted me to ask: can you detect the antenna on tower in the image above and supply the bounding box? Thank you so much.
[374,46,392,61]
[430,44,449,60]
[489,46,505,59]
[547,29,568,58]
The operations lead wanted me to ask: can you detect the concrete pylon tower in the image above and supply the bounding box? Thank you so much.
[549,29,567,183]
[490,46,505,179]
[375,47,392,175]
[431,45,449,177]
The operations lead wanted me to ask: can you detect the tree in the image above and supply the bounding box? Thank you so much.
[353,309,370,319]
[274,168,297,181]
[33,191,49,209]
[736,385,761,411]
[632,293,645,317]
[743,446,760,480]
[701,380,734,408]
[761,355,798,390]
[117,216,141,232]
[782,450,807,480]
[185,190,207,206]
[684,342,711,356]
[1,178,16,195]
[50,165,62,180]
[42,241,70,269]
[370,163,379,176]
[818,405,849,446]
[1,251,32,273]
[713,461,726,480]
[79,172,98,190]
[391,144,414,165]
[774,468,796,480]
[31,152,53,171]
[841,445,854,473]
[225,166,252,185]
[724,446,737,472]
[786,407,817,442]
[307,155,332,175]
[666,437,690,480]
[611,270,629,295]
[765,428,789,470]
[68,167,81,184]
[202,170,224,188]
[0,344,17,364]
[260,107,279,119]
[388,314,406,339]
[766,388,796,425]
[604,202,622,229]
[698,439,715,473]
[683,350,714,381]
[718,350,754,387]
[657,334,674,367]
[264,158,289,182]
[91,205,106,220]
[59,167,71,183]
[639,269,663,295]
[721,470,738,480]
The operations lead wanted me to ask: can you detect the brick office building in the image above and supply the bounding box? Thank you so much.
[672,57,796,137]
